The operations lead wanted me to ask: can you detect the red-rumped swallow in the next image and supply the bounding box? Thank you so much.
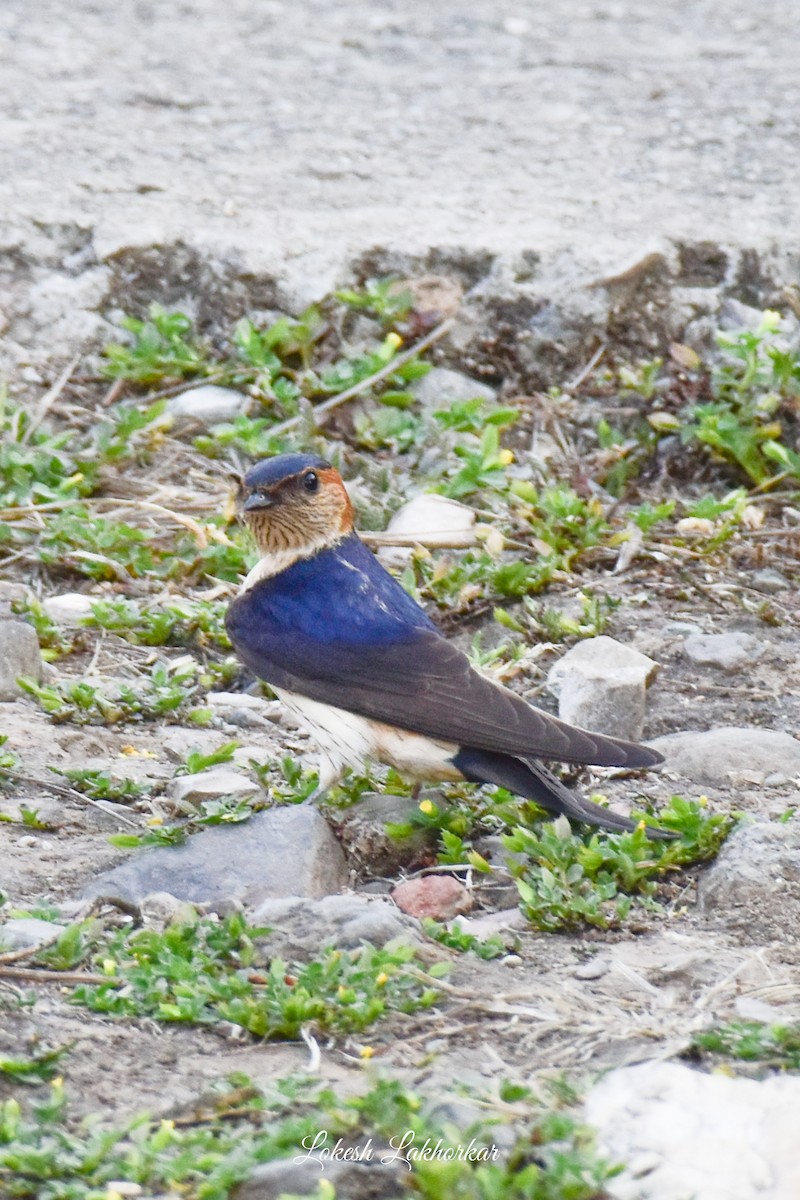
[226,454,666,837]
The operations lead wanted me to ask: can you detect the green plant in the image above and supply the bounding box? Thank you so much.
[682,312,800,485]
[0,1046,71,1086]
[66,913,445,1039]
[497,590,620,643]
[11,599,76,661]
[421,918,507,960]
[0,735,20,783]
[178,740,239,775]
[102,305,212,384]
[336,276,414,324]
[50,767,150,802]
[0,1069,621,1200]
[18,661,210,726]
[84,596,231,650]
[505,796,735,931]
[692,1020,800,1073]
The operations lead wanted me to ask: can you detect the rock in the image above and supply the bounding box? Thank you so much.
[0,620,43,700]
[234,1156,405,1200]
[140,892,198,929]
[168,768,261,806]
[585,1061,800,1200]
[450,907,527,939]
[250,893,421,959]
[377,494,477,568]
[329,791,433,875]
[697,821,800,941]
[0,917,64,951]
[647,727,800,788]
[749,568,791,594]
[206,692,281,721]
[41,592,96,626]
[574,955,610,980]
[682,631,763,671]
[82,806,348,908]
[383,494,476,544]
[546,636,659,742]
[663,621,703,636]
[412,366,496,409]
[165,385,249,428]
[391,875,473,920]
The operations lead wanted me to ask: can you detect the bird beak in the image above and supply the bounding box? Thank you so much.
[242,491,276,512]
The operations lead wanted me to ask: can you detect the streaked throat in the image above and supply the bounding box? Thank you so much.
[240,530,346,591]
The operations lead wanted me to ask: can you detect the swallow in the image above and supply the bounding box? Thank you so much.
[225,453,667,837]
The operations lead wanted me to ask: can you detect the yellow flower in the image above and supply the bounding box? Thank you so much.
[376,972,389,987]
[146,816,163,827]
[418,799,436,816]
[359,1045,374,1059]
[386,332,403,349]
[498,449,514,465]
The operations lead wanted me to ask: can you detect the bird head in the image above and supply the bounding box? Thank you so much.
[239,453,354,562]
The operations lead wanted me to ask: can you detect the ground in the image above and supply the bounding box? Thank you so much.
[2,3,800,1197]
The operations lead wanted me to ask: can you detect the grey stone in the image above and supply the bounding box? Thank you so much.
[663,621,703,636]
[42,592,96,626]
[82,806,348,908]
[0,917,64,951]
[168,768,261,806]
[206,692,281,721]
[647,727,800,788]
[329,791,433,875]
[574,955,610,981]
[234,1156,405,1200]
[585,1061,800,1200]
[140,892,198,929]
[697,821,800,941]
[547,636,659,742]
[165,385,249,428]
[250,893,421,960]
[412,366,496,409]
[682,631,763,671]
[0,620,43,700]
[749,568,791,594]
[450,907,527,940]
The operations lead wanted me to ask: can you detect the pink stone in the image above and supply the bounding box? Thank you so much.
[391,875,473,920]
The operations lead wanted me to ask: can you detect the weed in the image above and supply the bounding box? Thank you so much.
[336,276,414,324]
[0,735,20,783]
[421,918,507,960]
[692,1020,800,1073]
[0,1070,619,1200]
[101,305,211,384]
[497,590,620,643]
[177,740,239,775]
[18,661,210,726]
[0,1046,71,1086]
[50,767,150,803]
[11,599,77,662]
[84,596,231,650]
[65,912,445,1038]
[505,797,735,931]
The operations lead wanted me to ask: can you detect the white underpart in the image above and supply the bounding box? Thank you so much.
[240,532,341,591]
[275,687,461,790]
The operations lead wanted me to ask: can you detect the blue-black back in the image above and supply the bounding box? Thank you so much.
[226,533,436,686]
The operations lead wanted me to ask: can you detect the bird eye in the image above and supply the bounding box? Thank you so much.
[302,470,319,493]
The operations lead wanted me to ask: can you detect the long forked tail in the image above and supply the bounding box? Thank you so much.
[451,746,675,840]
